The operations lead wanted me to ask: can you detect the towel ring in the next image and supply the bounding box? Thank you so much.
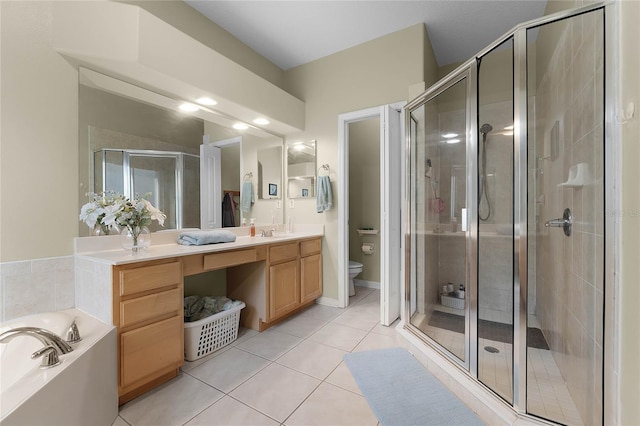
[243,172,253,181]
[318,164,330,177]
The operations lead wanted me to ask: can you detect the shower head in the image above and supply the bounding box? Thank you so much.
[480,123,493,135]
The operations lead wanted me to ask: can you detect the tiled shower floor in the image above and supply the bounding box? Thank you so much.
[413,312,584,425]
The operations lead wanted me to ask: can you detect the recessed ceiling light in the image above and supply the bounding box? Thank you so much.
[196,97,217,106]
[446,139,461,144]
[442,133,458,138]
[253,118,270,125]
[178,103,199,112]
[233,123,248,130]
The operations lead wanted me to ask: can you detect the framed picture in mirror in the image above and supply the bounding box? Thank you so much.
[269,183,277,196]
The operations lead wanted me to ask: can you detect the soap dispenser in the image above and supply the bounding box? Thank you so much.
[250,218,256,237]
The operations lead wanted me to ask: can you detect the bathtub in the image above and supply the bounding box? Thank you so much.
[1,308,118,425]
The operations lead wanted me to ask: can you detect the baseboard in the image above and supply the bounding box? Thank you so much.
[315,296,340,307]
[354,279,380,289]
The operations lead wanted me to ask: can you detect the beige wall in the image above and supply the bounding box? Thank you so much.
[283,23,436,299]
[348,118,380,282]
[0,1,78,261]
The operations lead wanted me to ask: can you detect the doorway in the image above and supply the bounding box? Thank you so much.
[338,102,404,326]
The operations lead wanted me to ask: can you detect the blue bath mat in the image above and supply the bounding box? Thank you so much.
[343,348,485,426]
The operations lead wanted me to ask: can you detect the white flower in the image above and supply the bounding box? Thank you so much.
[142,199,167,226]
[79,202,103,228]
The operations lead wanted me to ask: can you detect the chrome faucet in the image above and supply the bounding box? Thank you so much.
[0,327,73,355]
[260,228,276,237]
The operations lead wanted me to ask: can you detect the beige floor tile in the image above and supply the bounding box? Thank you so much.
[187,347,271,393]
[276,339,347,379]
[353,330,409,352]
[347,287,375,306]
[185,395,279,426]
[284,382,378,426]
[180,344,233,372]
[230,363,320,422]
[308,322,368,351]
[332,305,380,331]
[325,361,362,395]
[296,303,344,322]
[119,373,223,426]
[111,416,129,426]
[236,328,303,360]
[270,314,329,338]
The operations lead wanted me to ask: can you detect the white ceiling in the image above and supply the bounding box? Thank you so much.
[184,0,548,70]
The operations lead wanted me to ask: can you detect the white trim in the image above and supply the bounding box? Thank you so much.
[354,279,380,289]
[338,102,405,323]
[314,297,341,308]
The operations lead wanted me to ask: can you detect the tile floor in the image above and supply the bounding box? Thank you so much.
[114,287,412,426]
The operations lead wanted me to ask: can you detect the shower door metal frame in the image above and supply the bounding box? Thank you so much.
[404,1,610,420]
[95,148,198,229]
[403,66,478,372]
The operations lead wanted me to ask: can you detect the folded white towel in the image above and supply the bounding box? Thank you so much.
[177,230,237,246]
[316,175,333,213]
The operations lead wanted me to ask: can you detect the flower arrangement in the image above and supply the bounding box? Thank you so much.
[79,191,124,235]
[80,191,166,250]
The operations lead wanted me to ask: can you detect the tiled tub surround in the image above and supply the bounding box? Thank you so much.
[0,256,75,322]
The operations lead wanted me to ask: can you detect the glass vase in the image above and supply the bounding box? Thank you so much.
[120,226,151,253]
[92,223,119,236]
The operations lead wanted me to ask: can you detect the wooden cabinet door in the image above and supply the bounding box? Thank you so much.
[300,253,322,304]
[120,315,183,390]
[269,259,299,320]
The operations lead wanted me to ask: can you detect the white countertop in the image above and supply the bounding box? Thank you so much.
[75,225,324,265]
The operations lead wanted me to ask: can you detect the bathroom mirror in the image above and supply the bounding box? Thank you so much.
[257,146,283,199]
[78,68,284,234]
[287,140,316,199]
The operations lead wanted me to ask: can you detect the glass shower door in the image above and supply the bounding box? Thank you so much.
[408,73,471,364]
[526,9,605,425]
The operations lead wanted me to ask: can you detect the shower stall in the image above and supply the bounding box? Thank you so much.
[94,149,200,231]
[405,3,606,425]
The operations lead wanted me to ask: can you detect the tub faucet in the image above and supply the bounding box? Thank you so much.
[0,327,73,355]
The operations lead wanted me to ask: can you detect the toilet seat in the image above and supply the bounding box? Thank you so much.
[349,260,363,270]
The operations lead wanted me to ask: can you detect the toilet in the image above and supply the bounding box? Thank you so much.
[348,261,363,296]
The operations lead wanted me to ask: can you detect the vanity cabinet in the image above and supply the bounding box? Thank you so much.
[300,239,322,304]
[228,237,323,330]
[112,259,184,405]
[268,242,301,319]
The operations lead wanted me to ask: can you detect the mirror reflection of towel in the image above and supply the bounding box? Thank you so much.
[316,176,333,213]
[240,181,254,213]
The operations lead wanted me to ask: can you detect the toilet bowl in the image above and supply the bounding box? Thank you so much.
[348,261,363,296]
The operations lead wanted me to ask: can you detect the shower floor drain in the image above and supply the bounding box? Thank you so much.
[484,346,500,354]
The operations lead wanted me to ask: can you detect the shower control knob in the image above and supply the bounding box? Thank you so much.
[544,208,572,237]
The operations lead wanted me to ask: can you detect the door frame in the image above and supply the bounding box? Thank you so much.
[337,102,405,325]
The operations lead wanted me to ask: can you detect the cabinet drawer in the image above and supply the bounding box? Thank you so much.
[120,315,183,388]
[120,288,182,328]
[119,262,182,297]
[300,239,321,257]
[269,242,299,263]
[203,248,258,270]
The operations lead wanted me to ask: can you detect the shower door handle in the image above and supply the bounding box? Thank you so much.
[544,208,572,236]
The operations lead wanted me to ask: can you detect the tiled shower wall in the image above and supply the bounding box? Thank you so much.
[533,9,604,422]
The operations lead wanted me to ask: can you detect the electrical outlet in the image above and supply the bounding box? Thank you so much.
[289,199,295,208]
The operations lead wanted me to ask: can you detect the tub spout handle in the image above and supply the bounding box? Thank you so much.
[31,345,60,368]
[66,318,82,344]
